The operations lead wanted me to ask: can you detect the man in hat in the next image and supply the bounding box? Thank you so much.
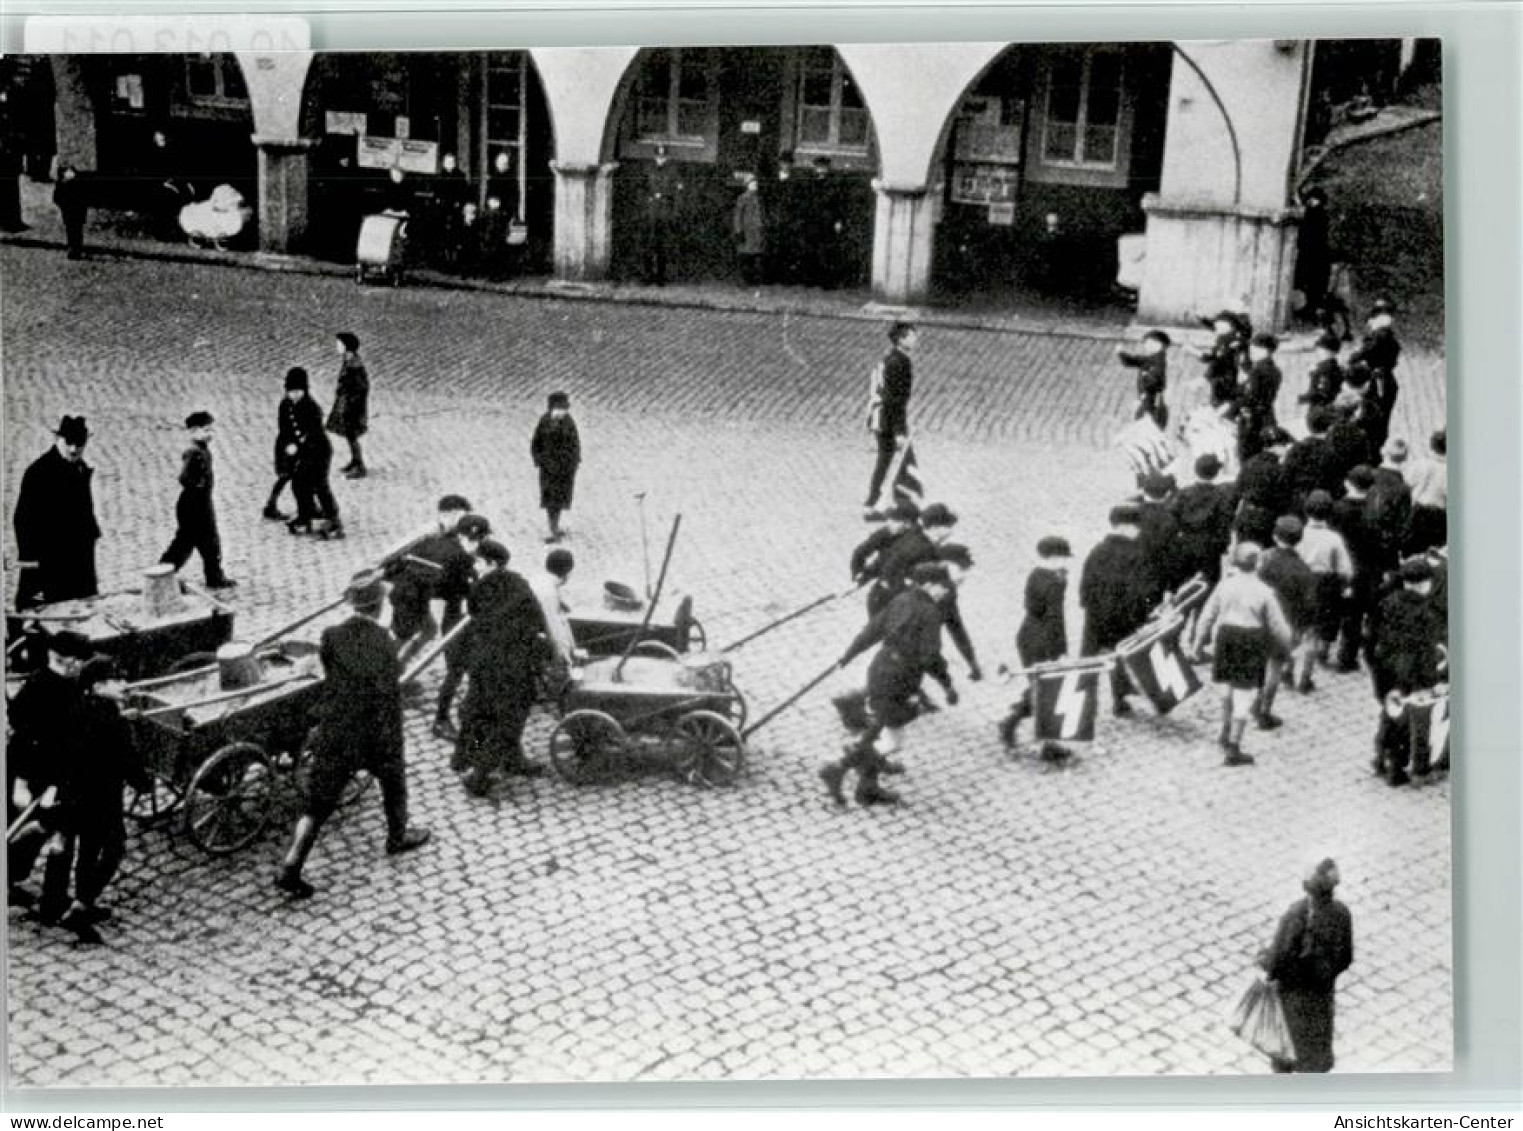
[1171,454,1237,587]
[1080,504,1153,717]
[1257,515,1316,725]
[867,501,956,617]
[1368,556,1444,786]
[1282,407,1344,514]
[1349,298,1402,448]
[850,498,920,589]
[822,561,958,808]
[1404,428,1447,554]
[327,332,370,479]
[1259,857,1354,1073]
[1234,429,1294,549]
[863,321,918,518]
[12,416,101,607]
[1299,490,1355,684]
[275,571,430,899]
[642,144,683,285]
[530,391,581,544]
[1297,333,1345,425]
[1189,311,1246,410]
[1330,465,1383,671]
[1191,542,1295,766]
[7,630,93,920]
[433,513,493,741]
[274,367,342,538]
[158,411,234,590]
[1116,329,1172,430]
[1237,333,1283,463]
[455,540,550,796]
[999,535,1073,759]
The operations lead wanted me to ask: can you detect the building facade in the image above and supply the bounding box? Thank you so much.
[25,40,1411,329]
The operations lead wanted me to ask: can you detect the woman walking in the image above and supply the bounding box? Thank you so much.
[327,331,370,479]
[1258,858,1354,1073]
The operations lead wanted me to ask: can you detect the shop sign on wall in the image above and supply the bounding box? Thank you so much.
[324,110,367,135]
[357,135,440,174]
[951,163,1019,206]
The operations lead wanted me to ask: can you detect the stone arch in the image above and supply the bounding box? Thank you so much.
[528,46,640,169]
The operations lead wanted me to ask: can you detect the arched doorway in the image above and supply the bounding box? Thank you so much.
[76,53,257,237]
[300,51,554,271]
[928,42,1170,312]
[604,45,881,288]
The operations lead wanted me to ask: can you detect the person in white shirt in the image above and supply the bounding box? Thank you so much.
[529,548,583,669]
[1403,427,1447,553]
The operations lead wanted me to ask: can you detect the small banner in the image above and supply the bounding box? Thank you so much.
[1403,686,1451,772]
[1032,664,1103,742]
[1116,612,1203,716]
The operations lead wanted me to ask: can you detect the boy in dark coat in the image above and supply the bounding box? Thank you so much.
[159,411,234,589]
[278,368,343,539]
[1170,454,1237,587]
[821,562,958,808]
[1080,505,1153,716]
[1256,516,1316,727]
[530,391,581,543]
[1366,438,1414,575]
[1297,333,1345,425]
[864,321,917,516]
[1282,407,1343,513]
[1233,429,1294,548]
[849,499,919,587]
[385,495,473,678]
[998,536,1072,758]
[455,541,551,796]
[275,572,429,899]
[1330,465,1382,671]
[1259,859,1354,1073]
[12,415,101,608]
[53,165,87,259]
[433,513,492,741]
[1237,333,1283,463]
[1368,557,1444,785]
[867,502,956,617]
[1134,473,1181,603]
[327,331,370,479]
[1348,298,1401,449]
[1116,329,1171,430]
[1189,312,1245,410]
[1325,395,1373,485]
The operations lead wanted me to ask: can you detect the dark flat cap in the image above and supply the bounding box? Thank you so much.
[184,410,214,429]
[545,548,575,577]
[1194,453,1223,480]
[1141,473,1176,499]
[1400,557,1435,582]
[344,570,386,609]
[284,367,309,391]
[437,494,472,513]
[920,503,958,528]
[456,514,492,539]
[477,539,511,567]
[1273,515,1304,544]
[548,391,570,409]
[1109,503,1142,526]
[1036,535,1072,559]
[1251,332,1279,351]
[335,332,360,352]
[1346,465,1376,490]
[1143,329,1172,347]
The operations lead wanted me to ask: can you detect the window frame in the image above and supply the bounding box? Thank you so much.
[177,53,249,113]
[1028,46,1134,188]
[1038,48,1125,172]
[790,48,872,161]
[623,48,720,162]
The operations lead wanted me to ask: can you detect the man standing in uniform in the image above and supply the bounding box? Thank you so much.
[1080,504,1153,717]
[12,415,101,608]
[863,321,918,517]
[159,411,235,590]
[275,572,430,900]
[1189,312,1245,411]
[642,144,682,286]
[1297,333,1345,426]
[820,562,959,808]
[1237,333,1284,463]
[1116,329,1172,431]
[456,540,550,796]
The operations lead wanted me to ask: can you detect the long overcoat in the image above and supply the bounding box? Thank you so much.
[326,355,370,438]
[13,446,101,605]
[530,412,581,511]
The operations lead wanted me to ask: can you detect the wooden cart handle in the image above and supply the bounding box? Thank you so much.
[124,671,314,720]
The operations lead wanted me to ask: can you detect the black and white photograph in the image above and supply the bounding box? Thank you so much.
[2,36,1451,1086]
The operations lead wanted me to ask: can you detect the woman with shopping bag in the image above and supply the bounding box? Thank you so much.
[1251,857,1355,1072]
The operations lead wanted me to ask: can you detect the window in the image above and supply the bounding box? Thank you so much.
[1041,50,1123,168]
[793,47,870,155]
[181,54,247,107]
[482,52,528,215]
[634,49,714,144]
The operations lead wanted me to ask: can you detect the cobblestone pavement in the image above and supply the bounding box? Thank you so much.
[3,246,1450,1085]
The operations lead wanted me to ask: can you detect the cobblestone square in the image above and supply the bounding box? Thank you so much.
[3,246,1450,1085]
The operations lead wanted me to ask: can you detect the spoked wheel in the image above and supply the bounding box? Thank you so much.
[548,709,626,785]
[632,640,681,660]
[125,779,185,826]
[184,742,277,855]
[296,726,373,808]
[724,688,749,732]
[685,617,707,653]
[671,710,746,788]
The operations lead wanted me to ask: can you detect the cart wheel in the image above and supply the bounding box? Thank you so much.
[632,640,681,660]
[125,779,184,826]
[548,709,625,785]
[184,742,277,855]
[725,688,749,731]
[297,727,373,808]
[167,651,218,675]
[671,710,745,788]
[686,617,707,652]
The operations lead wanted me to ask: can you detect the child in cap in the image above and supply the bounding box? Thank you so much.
[1116,329,1172,430]
[999,536,1074,761]
[327,332,370,479]
[1298,490,1354,681]
[530,391,581,543]
[159,411,234,589]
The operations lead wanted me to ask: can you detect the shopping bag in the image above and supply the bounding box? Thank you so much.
[1229,976,1295,1063]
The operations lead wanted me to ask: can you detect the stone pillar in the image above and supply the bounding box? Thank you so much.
[252,136,315,254]
[870,182,936,306]
[550,161,618,282]
[49,56,96,171]
[1138,195,1302,332]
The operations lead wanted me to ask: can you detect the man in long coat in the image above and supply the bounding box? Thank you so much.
[1080,505,1153,716]
[327,331,370,479]
[732,174,764,286]
[13,415,101,608]
[529,391,581,543]
[275,572,429,899]
[456,541,551,796]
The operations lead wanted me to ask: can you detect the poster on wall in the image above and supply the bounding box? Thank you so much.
[951,163,1019,206]
[357,135,402,169]
[325,110,368,135]
[397,139,439,175]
